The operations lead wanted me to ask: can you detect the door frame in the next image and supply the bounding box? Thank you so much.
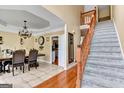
[68,32,74,64]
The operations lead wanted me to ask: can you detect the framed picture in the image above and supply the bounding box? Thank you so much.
[0,36,3,44]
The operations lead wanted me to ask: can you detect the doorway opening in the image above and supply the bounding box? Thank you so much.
[68,33,74,64]
[52,36,59,65]
[98,5,111,22]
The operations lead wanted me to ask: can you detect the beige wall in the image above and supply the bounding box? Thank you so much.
[34,31,64,62]
[0,31,34,54]
[112,5,124,53]
[43,5,83,64]
[0,30,64,62]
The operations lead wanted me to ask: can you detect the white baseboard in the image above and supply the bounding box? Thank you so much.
[113,18,124,59]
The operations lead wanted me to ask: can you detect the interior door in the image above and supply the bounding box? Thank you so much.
[98,5,111,22]
[68,33,74,64]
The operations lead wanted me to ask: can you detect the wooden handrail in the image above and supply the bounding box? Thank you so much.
[76,8,96,88]
[81,9,95,16]
[80,8,96,25]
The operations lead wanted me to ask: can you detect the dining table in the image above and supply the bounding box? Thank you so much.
[0,53,45,72]
[0,53,45,61]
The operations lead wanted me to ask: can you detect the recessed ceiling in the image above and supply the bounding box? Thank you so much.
[0,5,65,35]
[0,9,49,29]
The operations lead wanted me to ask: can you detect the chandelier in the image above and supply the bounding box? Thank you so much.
[18,20,32,39]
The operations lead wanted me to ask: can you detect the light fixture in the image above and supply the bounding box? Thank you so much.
[18,20,32,39]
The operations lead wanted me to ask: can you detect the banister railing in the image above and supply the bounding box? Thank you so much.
[76,8,96,88]
[80,9,96,25]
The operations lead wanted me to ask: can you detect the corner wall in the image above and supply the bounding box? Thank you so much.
[43,5,83,68]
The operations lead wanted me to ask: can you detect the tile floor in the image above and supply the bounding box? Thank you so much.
[0,62,64,88]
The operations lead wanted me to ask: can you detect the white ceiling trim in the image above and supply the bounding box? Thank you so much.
[33,26,65,36]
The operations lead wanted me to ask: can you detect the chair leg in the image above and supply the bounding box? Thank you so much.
[3,65,5,73]
[28,64,30,71]
[20,66,22,70]
[12,67,14,76]
[8,65,10,73]
[0,65,2,73]
[23,65,24,73]
[35,63,37,69]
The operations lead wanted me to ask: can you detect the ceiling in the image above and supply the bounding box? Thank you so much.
[0,9,49,29]
[0,5,65,35]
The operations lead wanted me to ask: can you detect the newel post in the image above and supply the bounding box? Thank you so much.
[76,45,82,88]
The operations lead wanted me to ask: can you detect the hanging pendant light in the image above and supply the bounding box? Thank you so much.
[18,20,32,39]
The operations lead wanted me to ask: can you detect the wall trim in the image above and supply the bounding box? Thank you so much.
[113,18,124,59]
[33,26,64,36]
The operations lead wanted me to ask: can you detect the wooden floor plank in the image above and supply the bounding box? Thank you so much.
[35,65,77,88]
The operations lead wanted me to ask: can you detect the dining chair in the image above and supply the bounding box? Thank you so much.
[28,49,38,71]
[3,60,12,73]
[0,62,2,72]
[12,50,25,76]
[3,49,13,73]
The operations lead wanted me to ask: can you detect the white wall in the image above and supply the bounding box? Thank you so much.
[58,34,66,68]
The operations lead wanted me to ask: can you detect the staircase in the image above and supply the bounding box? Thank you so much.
[82,20,124,88]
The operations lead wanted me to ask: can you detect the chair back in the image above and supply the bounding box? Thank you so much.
[12,50,25,64]
[28,49,38,62]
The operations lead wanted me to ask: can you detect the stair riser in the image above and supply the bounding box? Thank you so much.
[92,38,118,42]
[90,50,121,53]
[87,57,123,62]
[91,42,119,46]
[93,34,117,38]
[94,32,116,36]
[95,25,115,28]
[86,64,124,73]
[93,35,117,39]
[92,41,118,44]
[86,61,124,69]
[88,56,122,60]
[90,47,121,53]
[95,26,114,29]
[95,28,115,31]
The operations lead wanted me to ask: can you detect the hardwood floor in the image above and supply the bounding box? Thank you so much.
[53,57,58,65]
[35,65,77,88]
